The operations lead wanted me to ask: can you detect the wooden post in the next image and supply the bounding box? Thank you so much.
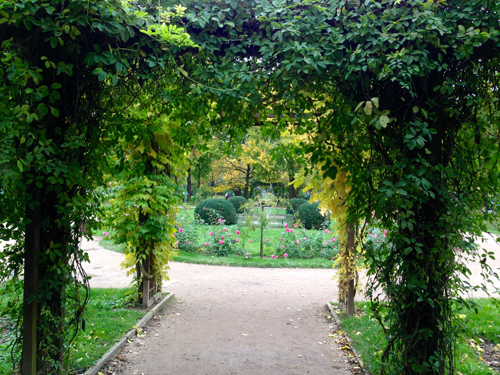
[142,252,151,308]
[260,205,264,258]
[22,186,40,375]
[346,226,355,317]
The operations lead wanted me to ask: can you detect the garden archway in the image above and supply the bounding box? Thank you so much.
[2,1,500,374]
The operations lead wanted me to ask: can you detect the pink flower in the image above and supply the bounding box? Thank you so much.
[284,223,288,228]
[221,236,225,239]
[321,249,324,252]
[295,240,299,244]
[236,238,240,242]
[218,218,223,223]
[324,229,330,234]
[249,239,253,243]
[185,240,189,244]
[303,237,307,240]
[209,231,214,236]
[283,253,288,258]
[280,238,283,241]
[265,238,269,242]
[224,228,228,232]
[219,240,224,244]
[293,224,298,228]
[178,228,183,233]
[204,242,209,246]
[103,232,109,236]
[175,241,179,245]
[228,233,232,236]
[331,238,335,242]
[245,256,248,259]
[281,246,285,249]
[373,233,377,238]
[236,230,241,235]
[323,242,327,245]
[246,252,250,256]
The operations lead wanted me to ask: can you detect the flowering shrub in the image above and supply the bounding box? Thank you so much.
[273,222,339,259]
[175,214,201,253]
[201,224,248,257]
[363,226,389,260]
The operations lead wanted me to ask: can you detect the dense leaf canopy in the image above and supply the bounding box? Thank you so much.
[1,0,500,374]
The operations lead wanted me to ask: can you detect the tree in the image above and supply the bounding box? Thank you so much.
[0,1,195,372]
[177,1,500,372]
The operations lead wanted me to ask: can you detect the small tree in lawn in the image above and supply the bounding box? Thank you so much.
[241,192,277,258]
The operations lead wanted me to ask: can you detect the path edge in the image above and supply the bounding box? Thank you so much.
[81,292,175,375]
[326,301,370,375]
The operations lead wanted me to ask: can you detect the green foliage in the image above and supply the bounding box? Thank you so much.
[296,202,328,230]
[286,198,308,215]
[0,0,197,370]
[338,301,499,375]
[228,196,248,213]
[175,214,202,253]
[191,186,212,203]
[201,225,246,257]
[195,198,237,225]
[273,223,339,259]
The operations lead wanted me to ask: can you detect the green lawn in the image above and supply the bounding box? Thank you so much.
[0,287,146,374]
[97,225,338,268]
[336,300,499,375]
[174,250,335,268]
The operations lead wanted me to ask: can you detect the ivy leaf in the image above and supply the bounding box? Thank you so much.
[379,115,390,128]
[364,101,373,116]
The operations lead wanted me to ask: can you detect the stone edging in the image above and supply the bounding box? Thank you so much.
[81,292,175,375]
[326,302,370,375]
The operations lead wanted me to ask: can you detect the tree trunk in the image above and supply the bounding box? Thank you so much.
[187,168,192,198]
[244,164,251,199]
[22,185,40,375]
[289,177,296,198]
[346,226,355,317]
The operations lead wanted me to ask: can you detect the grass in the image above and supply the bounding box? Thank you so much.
[335,300,499,375]
[0,287,146,374]
[97,225,337,268]
[174,250,335,268]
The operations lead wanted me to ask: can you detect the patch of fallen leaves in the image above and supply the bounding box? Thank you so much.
[477,340,500,373]
[323,306,365,375]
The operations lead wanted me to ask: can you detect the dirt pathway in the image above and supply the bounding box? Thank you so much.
[111,263,355,375]
[80,235,500,375]
[80,239,356,375]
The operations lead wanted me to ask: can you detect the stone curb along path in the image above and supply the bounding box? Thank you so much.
[81,292,176,375]
[326,302,370,375]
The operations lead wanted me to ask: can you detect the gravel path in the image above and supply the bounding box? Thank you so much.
[80,235,500,375]
[81,238,357,375]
